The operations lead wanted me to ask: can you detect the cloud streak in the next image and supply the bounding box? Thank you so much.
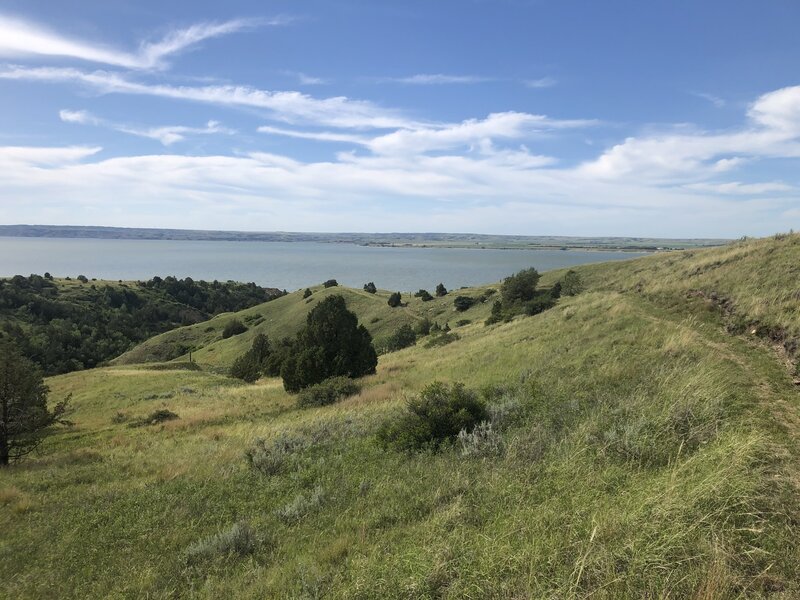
[0,15,273,70]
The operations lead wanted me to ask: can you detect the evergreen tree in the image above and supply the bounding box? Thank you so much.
[435,283,448,297]
[388,292,402,308]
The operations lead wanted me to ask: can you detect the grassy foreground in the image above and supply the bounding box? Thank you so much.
[1,235,799,598]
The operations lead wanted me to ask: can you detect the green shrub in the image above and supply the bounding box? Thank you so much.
[245,434,308,476]
[377,382,487,452]
[561,270,584,296]
[296,376,361,408]
[382,324,417,353]
[230,334,272,382]
[455,319,471,327]
[363,282,377,294]
[129,408,179,427]
[453,296,476,312]
[415,317,433,336]
[387,292,402,308]
[222,319,247,339]
[275,486,326,524]
[184,521,257,566]
[458,421,503,457]
[323,279,338,288]
[414,289,433,301]
[424,332,460,348]
[303,288,312,299]
[501,268,540,304]
[435,283,447,296]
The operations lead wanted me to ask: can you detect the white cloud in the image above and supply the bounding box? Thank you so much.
[59,109,234,145]
[0,15,266,70]
[579,84,800,181]
[379,74,494,85]
[692,92,726,108]
[0,66,418,129]
[684,181,793,195]
[523,77,557,89]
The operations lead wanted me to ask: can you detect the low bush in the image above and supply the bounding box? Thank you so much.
[414,289,434,301]
[323,279,338,288]
[276,486,326,524]
[245,434,308,476]
[363,282,377,294]
[303,288,312,299]
[221,319,247,339]
[387,292,402,307]
[458,421,503,457]
[184,521,257,566]
[453,296,476,312]
[296,376,361,408]
[424,332,459,348]
[415,317,433,336]
[455,319,471,327]
[377,382,487,452]
[381,324,417,353]
[129,408,179,427]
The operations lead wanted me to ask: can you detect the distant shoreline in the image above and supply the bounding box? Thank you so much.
[0,225,730,252]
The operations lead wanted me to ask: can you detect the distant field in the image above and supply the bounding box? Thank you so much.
[0,224,729,251]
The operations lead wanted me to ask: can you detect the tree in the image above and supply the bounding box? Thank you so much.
[303,288,312,299]
[280,295,377,392]
[561,270,584,296]
[1,342,69,466]
[222,319,247,339]
[323,279,338,288]
[363,282,377,294]
[388,292,402,308]
[383,324,417,353]
[435,283,448,297]
[453,296,476,312]
[414,289,433,301]
[501,268,540,305]
[230,334,272,383]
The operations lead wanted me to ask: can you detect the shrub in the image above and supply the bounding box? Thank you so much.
[377,382,487,452]
[387,292,402,308]
[76,275,88,283]
[230,334,272,382]
[455,319,471,327]
[453,296,476,312]
[501,268,540,305]
[524,294,557,316]
[303,288,312,299]
[414,289,433,301]
[561,270,584,296]
[129,408,179,427]
[245,434,307,476]
[323,279,338,288]
[222,319,247,339]
[415,317,433,336]
[296,376,361,408]
[458,421,503,457]
[276,486,326,524]
[424,332,460,348]
[382,324,417,353]
[363,282,377,294]
[435,283,447,297]
[184,521,257,565]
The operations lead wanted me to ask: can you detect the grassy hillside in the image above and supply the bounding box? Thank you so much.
[1,236,799,598]
[0,274,283,374]
[114,283,497,370]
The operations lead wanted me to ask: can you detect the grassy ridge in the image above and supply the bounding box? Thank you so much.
[115,284,497,370]
[1,236,799,598]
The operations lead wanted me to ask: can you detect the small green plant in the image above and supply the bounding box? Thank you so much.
[453,296,475,312]
[184,521,257,566]
[221,319,247,339]
[424,332,459,348]
[245,434,308,476]
[129,408,179,427]
[377,382,487,452]
[381,324,417,353]
[276,486,326,524]
[296,376,361,408]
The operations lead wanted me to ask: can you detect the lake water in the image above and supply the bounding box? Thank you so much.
[0,237,648,291]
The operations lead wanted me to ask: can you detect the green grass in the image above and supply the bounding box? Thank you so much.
[1,235,799,598]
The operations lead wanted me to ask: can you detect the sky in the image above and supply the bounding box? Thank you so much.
[0,0,799,238]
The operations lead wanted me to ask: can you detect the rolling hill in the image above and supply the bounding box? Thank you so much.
[1,234,798,599]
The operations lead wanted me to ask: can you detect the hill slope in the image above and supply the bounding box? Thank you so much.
[1,235,799,599]
[114,283,497,369]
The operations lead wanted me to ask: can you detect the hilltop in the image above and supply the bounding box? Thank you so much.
[1,234,798,598]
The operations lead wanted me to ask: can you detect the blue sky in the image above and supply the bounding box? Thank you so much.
[0,0,799,237]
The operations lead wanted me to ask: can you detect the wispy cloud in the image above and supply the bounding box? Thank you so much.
[59,109,234,145]
[284,71,329,85]
[0,14,274,70]
[0,66,417,129]
[377,73,494,85]
[692,91,726,108]
[523,77,557,89]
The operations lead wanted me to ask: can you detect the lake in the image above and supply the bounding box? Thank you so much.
[0,237,648,291]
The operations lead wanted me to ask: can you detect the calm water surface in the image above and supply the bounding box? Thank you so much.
[0,237,648,291]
